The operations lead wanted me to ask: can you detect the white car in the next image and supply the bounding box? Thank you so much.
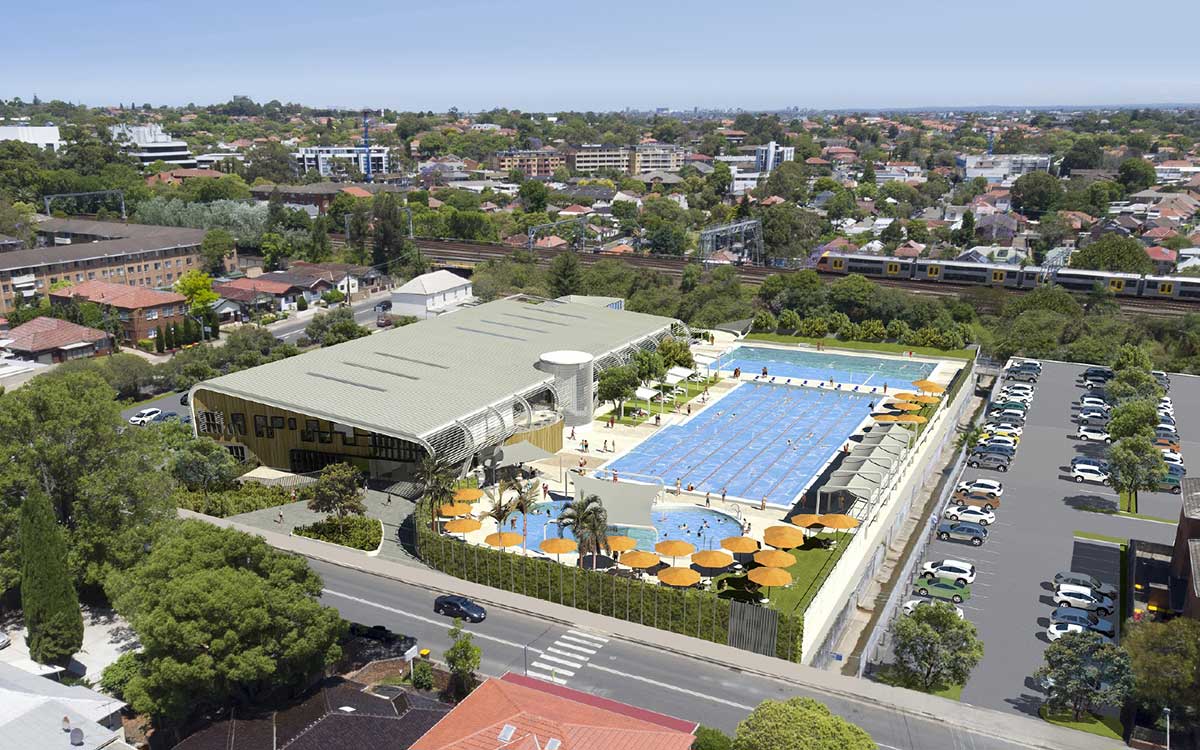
[1079,396,1111,411]
[942,504,996,526]
[903,599,965,619]
[128,408,162,426]
[997,391,1034,404]
[955,478,1004,497]
[921,559,977,585]
[982,423,1023,436]
[1047,622,1114,644]
[1054,584,1115,615]
[1072,465,1109,485]
[0,631,9,649]
[1162,451,1185,466]
[1077,425,1111,442]
[977,435,1017,449]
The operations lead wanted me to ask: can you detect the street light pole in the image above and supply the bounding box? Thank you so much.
[1164,707,1171,750]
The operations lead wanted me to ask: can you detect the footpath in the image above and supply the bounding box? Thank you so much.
[180,508,1102,750]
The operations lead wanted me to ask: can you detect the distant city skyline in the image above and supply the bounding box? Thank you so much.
[6,0,1200,112]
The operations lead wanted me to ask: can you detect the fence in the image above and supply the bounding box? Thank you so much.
[414,501,804,663]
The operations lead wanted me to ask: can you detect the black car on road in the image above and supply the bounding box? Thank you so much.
[435,594,487,622]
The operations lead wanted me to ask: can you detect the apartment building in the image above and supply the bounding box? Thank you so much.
[566,144,633,174]
[293,145,391,178]
[875,162,926,185]
[0,218,222,315]
[0,125,63,151]
[957,153,1053,185]
[495,149,566,177]
[631,143,687,173]
[110,124,197,168]
[754,141,795,173]
[50,279,188,344]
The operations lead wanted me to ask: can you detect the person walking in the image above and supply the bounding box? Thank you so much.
[705,491,711,507]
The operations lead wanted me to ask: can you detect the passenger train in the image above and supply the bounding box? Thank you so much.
[815,251,1200,301]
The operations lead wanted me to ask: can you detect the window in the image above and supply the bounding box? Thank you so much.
[369,434,421,462]
[225,445,248,462]
[146,309,158,321]
[253,414,268,438]
[926,264,940,278]
[1109,278,1125,292]
[992,270,1005,283]
[1159,282,1174,295]
[288,418,297,430]
[886,263,900,275]
[197,411,226,434]
[302,419,318,442]
[230,412,247,436]
[270,416,285,430]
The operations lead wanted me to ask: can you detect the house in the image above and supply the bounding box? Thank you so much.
[146,167,225,186]
[893,240,926,258]
[2,317,111,364]
[411,674,695,750]
[49,280,187,345]
[557,204,593,217]
[214,272,331,313]
[288,261,385,297]
[975,214,1020,243]
[1058,211,1095,230]
[601,242,636,255]
[535,235,569,249]
[959,245,1028,264]
[391,269,474,319]
[1145,245,1178,274]
[1142,226,1179,244]
[0,662,131,749]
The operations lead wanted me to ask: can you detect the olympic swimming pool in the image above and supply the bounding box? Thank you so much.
[720,345,936,390]
[603,382,871,506]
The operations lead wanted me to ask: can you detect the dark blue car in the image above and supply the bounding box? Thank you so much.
[435,594,487,622]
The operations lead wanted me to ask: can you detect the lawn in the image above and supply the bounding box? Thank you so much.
[873,665,963,701]
[712,532,852,614]
[1039,706,1124,740]
[599,378,715,427]
[746,333,976,360]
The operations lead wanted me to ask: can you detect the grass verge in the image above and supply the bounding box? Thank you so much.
[873,665,964,701]
[598,378,715,427]
[746,333,976,360]
[1073,530,1128,546]
[1039,706,1123,740]
[711,532,852,614]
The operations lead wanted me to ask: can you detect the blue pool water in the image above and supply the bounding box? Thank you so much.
[720,345,935,390]
[507,502,740,552]
[602,382,871,505]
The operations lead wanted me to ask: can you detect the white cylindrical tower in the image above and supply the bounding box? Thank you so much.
[538,350,595,428]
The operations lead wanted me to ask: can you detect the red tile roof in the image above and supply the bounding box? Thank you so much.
[5,317,108,354]
[50,279,185,309]
[1145,246,1178,263]
[217,276,301,295]
[535,235,568,248]
[411,675,694,750]
[340,186,373,198]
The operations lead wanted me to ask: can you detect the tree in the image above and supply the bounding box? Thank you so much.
[761,204,825,260]
[890,602,984,691]
[415,456,456,533]
[1107,400,1158,441]
[1113,343,1153,373]
[1123,618,1200,729]
[444,619,481,701]
[753,310,777,332]
[953,210,976,246]
[170,436,241,497]
[1010,171,1064,216]
[558,494,609,568]
[519,180,548,212]
[1070,235,1154,275]
[154,326,165,353]
[1107,366,1162,406]
[1034,632,1132,721]
[548,251,582,297]
[657,337,695,369]
[693,726,733,750]
[20,489,84,664]
[1062,138,1103,173]
[732,697,875,750]
[304,462,365,518]
[1118,158,1157,193]
[1108,436,1168,514]
[631,349,667,386]
[173,269,219,314]
[598,365,639,418]
[304,307,369,347]
[105,521,344,726]
[879,219,904,245]
[243,141,296,184]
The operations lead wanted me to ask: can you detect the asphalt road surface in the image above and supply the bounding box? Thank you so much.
[271,296,387,343]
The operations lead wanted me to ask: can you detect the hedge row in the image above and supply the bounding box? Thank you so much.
[295,516,382,551]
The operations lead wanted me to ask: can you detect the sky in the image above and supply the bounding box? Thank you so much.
[6,0,1200,112]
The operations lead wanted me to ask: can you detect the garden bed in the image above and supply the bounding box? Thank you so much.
[294,516,383,551]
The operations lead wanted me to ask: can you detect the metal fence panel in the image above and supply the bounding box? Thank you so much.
[727,600,778,656]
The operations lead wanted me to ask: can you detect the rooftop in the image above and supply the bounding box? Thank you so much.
[4,317,108,353]
[50,279,185,309]
[395,270,471,296]
[7,218,206,271]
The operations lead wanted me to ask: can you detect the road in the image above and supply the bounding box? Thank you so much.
[313,559,1063,750]
[270,295,388,343]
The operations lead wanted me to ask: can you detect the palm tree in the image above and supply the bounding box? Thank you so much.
[415,455,456,533]
[482,489,513,533]
[508,478,540,553]
[558,494,609,569]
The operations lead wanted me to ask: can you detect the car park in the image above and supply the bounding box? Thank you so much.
[914,578,972,604]
[967,453,1010,472]
[971,443,1015,459]
[902,599,964,619]
[434,594,487,622]
[1153,437,1181,452]
[1078,395,1111,411]
[1005,369,1038,383]
[1071,465,1109,484]
[1047,622,1114,644]
[943,504,996,526]
[1081,366,1113,381]
[955,478,1003,497]
[921,559,977,584]
[956,491,1002,511]
[1053,572,1118,599]
[980,429,1021,444]
[1076,425,1111,442]
[1049,606,1115,636]
[1053,584,1114,616]
[1155,426,1180,440]
[1162,451,1184,466]
[977,435,1017,449]
[128,408,161,426]
[936,521,988,546]
[987,408,1026,424]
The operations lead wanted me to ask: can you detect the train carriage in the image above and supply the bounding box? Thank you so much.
[1049,268,1143,297]
[816,252,914,279]
[1141,275,1182,300]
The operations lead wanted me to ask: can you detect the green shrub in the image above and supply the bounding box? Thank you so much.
[137,339,155,352]
[777,309,802,332]
[294,516,382,550]
[100,651,141,700]
[173,483,294,518]
[296,297,309,311]
[411,660,434,690]
[858,319,886,341]
[752,310,777,333]
[797,317,828,338]
[322,290,345,305]
[692,726,733,750]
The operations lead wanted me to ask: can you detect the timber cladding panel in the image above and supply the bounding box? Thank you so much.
[505,418,563,454]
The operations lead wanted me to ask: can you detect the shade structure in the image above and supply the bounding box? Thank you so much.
[873,414,901,423]
[763,525,806,549]
[721,536,759,554]
[655,540,696,559]
[620,550,661,569]
[818,513,861,530]
[913,395,941,404]
[912,379,945,393]
[692,550,734,568]
[890,392,919,401]
[888,401,922,411]
[606,535,638,553]
[896,414,927,424]
[748,566,793,588]
[443,518,481,534]
[754,549,796,568]
[484,532,524,548]
[658,567,701,587]
[439,503,473,517]
[540,537,578,555]
[789,514,823,528]
[453,488,485,501]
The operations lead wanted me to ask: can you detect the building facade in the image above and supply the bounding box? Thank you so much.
[754,141,795,173]
[494,149,566,177]
[50,279,188,344]
[958,153,1053,185]
[632,144,687,173]
[294,146,391,178]
[0,125,62,151]
[110,124,197,168]
[566,144,633,174]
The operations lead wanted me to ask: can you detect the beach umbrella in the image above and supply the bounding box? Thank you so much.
[754,549,796,568]
[620,550,661,569]
[888,401,922,411]
[453,488,485,502]
[692,550,734,568]
[439,502,473,517]
[658,567,701,587]
[763,525,805,549]
[896,414,927,424]
[817,514,861,530]
[443,518,481,537]
[911,379,945,393]
[721,536,759,554]
[913,395,941,404]
[789,514,822,528]
[873,414,900,423]
[655,539,696,565]
[747,566,793,601]
[540,537,577,566]
[484,531,524,548]
[607,535,638,553]
[890,392,919,401]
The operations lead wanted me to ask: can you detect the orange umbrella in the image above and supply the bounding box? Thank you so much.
[912,379,945,393]
[658,567,701,587]
[913,395,941,404]
[443,518,481,534]
[453,488,485,501]
[789,514,822,528]
[890,392,919,401]
[754,549,796,568]
[540,538,577,555]
[748,566,793,588]
[873,414,900,423]
[692,550,734,568]
[764,525,805,549]
[888,401,922,411]
[655,539,696,564]
[620,550,661,569]
[817,514,861,530]
[484,532,524,548]
[721,536,759,554]
[896,414,927,424]
[439,503,473,517]
[607,535,638,553]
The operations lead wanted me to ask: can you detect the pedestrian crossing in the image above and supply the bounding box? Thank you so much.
[527,629,608,685]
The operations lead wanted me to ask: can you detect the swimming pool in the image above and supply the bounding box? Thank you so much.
[507,502,740,552]
[603,382,871,506]
[720,345,935,390]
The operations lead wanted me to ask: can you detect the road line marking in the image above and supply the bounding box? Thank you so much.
[526,670,567,685]
[321,588,531,650]
[538,653,582,668]
[587,663,755,710]
[555,640,598,654]
[531,661,574,676]
[568,629,609,643]
[559,634,601,649]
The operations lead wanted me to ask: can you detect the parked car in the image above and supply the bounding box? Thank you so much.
[1000,383,1036,394]
[1158,474,1183,494]
[983,422,1023,436]
[943,504,996,526]
[971,443,1015,458]
[1071,456,1109,472]
[955,478,1003,497]
[1155,426,1181,441]
[0,631,9,649]
[1005,369,1038,383]
[936,521,988,546]
[1050,606,1116,636]
[967,453,1010,472]
[977,435,1018,450]
[993,400,1029,412]
[1162,451,1185,466]
[179,392,189,406]
[1078,406,1110,422]
[1009,358,1042,372]
[914,578,972,604]
[1076,425,1111,443]
[987,409,1027,424]
[1153,437,1181,452]
[1078,412,1110,428]
[1081,366,1113,382]
[128,408,161,426]
[1053,584,1114,616]
[1167,464,1187,478]
[150,411,179,423]
[921,559,977,585]
[980,429,1021,443]
[434,594,487,622]
[1053,572,1118,599]
[1152,370,1170,387]
[1071,465,1109,485]
[1158,414,1177,428]
[956,491,1002,511]
[1078,395,1111,411]
[1047,622,1115,644]
[902,599,964,619]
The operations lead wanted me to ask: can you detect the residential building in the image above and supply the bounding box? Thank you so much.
[391,269,474,319]
[110,124,197,168]
[0,235,23,252]
[0,218,216,315]
[411,674,695,750]
[288,261,385,297]
[729,165,762,194]
[50,279,188,344]
[631,143,687,173]
[1145,245,1178,274]
[194,152,245,169]
[754,141,795,173]
[565,144,633,174]
[716,128,747,145]
[146,167,225,186]
[1131,477,1200,620]
[248,182,403,213]
[2,317,112,363]
[294,145,390,178]
[875,162,926,185]
[214,272,331,313]
[0,662,131,750]
[494,149,565,178]
[957,154,1053,185]
[0,125,63,151]
[1154,160,1200,185]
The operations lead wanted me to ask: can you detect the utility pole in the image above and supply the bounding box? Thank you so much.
[362,110,373,183]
